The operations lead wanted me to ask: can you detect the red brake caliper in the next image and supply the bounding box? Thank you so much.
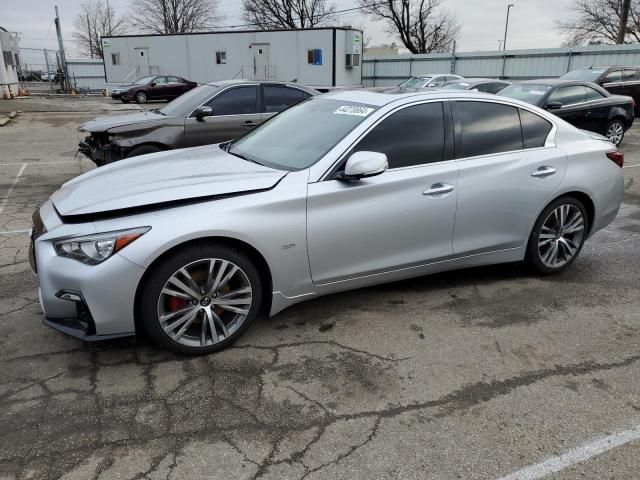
[168,297,188,311]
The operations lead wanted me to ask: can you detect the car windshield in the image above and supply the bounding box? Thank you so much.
[398,76,432,88]
[134,76,156,85]
[442,81,472,90]
[560,69,606,82]
[229,98,378,171]
[160,83,219,117]
[499,84,552,106]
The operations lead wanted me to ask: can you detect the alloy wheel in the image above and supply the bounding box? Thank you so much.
[537,204,585,269]
[136,92,147,103]
[606,121,624,145]
[157,258,253,348]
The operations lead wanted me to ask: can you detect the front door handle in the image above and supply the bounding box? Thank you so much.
[423,183,454,196]
[531,166,556,178]
[242,121,258,129]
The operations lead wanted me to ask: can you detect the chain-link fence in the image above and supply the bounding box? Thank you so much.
[17,47,66,93]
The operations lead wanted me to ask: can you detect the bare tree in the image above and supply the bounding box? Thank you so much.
[558,0,640,45]
[130,0,222,34]
[357,0,459,54]
[242,0,336,29]
[73,1,128,59]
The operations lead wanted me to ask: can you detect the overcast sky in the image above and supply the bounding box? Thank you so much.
[5,0,576,64]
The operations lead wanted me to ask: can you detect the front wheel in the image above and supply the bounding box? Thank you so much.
[135,91,148,104]
[140,243,263,355]
[526,197,589,275]
[605,119,625,146]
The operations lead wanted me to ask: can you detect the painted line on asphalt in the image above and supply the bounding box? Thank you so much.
[0,160,79,166]
[496,422,640,480]
[623,163,640,169]
[0,229,30,234]
[0,163,27,215]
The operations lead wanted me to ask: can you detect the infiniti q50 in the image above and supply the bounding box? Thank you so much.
[30,91,624,354]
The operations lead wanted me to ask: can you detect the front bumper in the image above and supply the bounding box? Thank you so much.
[32,202,145,339]
[111,92,123,99]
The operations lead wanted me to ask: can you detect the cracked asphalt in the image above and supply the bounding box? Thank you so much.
[0,97,639,480]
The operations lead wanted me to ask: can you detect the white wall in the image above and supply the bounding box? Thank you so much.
[103,28,362,87]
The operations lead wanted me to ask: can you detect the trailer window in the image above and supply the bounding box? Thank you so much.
[111,53,120,65]
[307,49,323,65]
[216,51,226,65]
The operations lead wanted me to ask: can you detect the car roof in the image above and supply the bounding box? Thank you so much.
[203,79,318,92]
[321,89,533,108]
[450,78,510,84]
[517,79,596,86]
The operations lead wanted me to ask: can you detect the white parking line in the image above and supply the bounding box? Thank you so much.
[0,160,79,166]
[497,422,640,480]
[0,163,27,215]
[623,163,640,169]
[0,229,29,234]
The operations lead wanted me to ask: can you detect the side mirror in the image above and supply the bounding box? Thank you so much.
[150,82,157,87]
[546,102,563,110]
[194,106,213,121]
[339,151,388,180]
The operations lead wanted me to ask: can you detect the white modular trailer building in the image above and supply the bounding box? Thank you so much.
[101,27,363,89]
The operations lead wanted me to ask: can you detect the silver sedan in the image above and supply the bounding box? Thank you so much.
[31,91,625,354]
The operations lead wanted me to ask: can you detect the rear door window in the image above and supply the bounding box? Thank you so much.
[353,102,445,168]
[622,69,638,82]
[207,86,258,116]
[264,86,310,113]
[585,86,605,101]
[603,70,623,83]
[519,109,553,149]
[455,101,523,157]
[548,86,587,106]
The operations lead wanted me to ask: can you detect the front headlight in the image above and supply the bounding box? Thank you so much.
[54,227,150,265]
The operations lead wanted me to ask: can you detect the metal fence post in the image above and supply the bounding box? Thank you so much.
[373,59,377,87]
[566,50,573,73]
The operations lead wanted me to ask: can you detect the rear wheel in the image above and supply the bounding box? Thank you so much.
[605,119,625,146]
[527,197,589,275]
[125,144,165,158]
[140,243,262,355]
[135,91,148,104]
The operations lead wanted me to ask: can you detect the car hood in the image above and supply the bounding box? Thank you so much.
[79,111,169,133]
[52,145,287,219]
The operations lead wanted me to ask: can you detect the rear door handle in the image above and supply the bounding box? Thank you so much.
[242,121,258,129]
[531,166,556,178]
[423,183,454,196]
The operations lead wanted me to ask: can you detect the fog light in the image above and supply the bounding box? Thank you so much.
[56,290,83,303]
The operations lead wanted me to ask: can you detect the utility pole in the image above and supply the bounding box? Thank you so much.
[106,0,112,33]
[54,5,70,92]
[87,15,94,59]
[617,0,632,44]
[502,4,515,51]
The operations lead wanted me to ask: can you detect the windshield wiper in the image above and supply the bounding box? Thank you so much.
[227,148,263,166]
[151,108,166,115]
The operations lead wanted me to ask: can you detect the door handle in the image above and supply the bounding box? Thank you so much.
[423,183,454,196]
[531,166,556,178]
[242,121,258,129]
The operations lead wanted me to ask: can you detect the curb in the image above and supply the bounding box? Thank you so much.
[0,111,18,127]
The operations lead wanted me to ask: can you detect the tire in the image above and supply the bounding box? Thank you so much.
[139,242,263,355]
[605,119,625,146]
[135,91,148,104]
[526,196,589,275]
[125,144,165,158]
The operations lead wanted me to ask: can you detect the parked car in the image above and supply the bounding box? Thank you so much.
[441,78,511,94]
[32,90,624,354]
[79,80,318,165]
[41,71,63,82]
[561,66,640,115]
[111,75,197,104]
[367,74,464,93]
[499,80,634,145]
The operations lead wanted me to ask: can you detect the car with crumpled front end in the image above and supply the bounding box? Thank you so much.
[79,80,318,166]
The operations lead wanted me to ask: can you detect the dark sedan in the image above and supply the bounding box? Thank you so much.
[441,78,510,94]
[112,75,197,104]
[499,80,634,145]
[561,66,640,115]
[80,80,318,165]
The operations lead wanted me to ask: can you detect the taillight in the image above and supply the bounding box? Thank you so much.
[606,150,624,167]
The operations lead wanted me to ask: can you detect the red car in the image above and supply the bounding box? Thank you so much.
[113,75,197,104]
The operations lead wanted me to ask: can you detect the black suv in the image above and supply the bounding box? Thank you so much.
[561,67,640,115]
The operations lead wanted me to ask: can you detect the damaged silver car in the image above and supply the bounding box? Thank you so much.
[78,80,317,166]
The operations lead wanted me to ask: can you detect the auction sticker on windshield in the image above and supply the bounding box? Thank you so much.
[529,90,547,96]
[334,106,375,117]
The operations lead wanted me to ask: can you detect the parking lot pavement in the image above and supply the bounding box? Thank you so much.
[0,100,639,480]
